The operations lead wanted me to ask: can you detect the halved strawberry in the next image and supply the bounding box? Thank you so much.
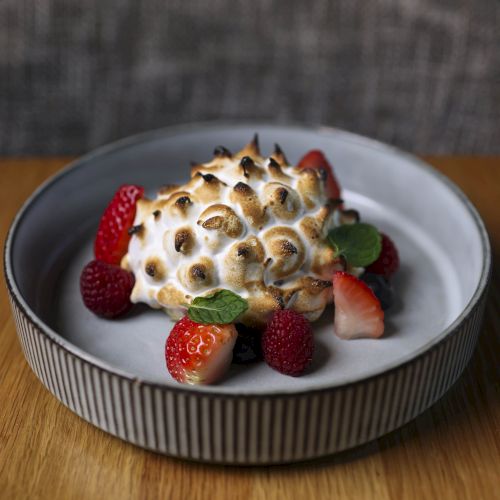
[332,271,384,339]
[94,184,144,265]
[297,150,341,200]
[166,316,237,385]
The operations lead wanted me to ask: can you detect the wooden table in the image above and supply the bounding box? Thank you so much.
[0,157,498,500]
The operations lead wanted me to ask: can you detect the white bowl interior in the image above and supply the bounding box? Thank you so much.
[8,124,487,394]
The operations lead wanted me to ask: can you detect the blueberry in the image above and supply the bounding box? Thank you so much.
[360,273,394,310]
[232,324,263,364]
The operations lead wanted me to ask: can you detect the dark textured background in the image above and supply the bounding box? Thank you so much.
[1,0,499,155]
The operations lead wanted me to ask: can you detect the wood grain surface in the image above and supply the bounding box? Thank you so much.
[0,157,499,500]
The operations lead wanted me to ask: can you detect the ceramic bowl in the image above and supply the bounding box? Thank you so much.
[4,123,491,464]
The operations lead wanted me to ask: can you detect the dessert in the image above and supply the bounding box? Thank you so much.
[79,136,400,385]
[121,136,344,327]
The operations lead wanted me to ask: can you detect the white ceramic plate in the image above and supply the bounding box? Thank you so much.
[4,123,491,464]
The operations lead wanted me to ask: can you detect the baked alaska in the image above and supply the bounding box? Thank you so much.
[121,136,359,327]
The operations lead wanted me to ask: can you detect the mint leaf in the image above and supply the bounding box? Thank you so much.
[187,290,248,324]
[327,223,382,267]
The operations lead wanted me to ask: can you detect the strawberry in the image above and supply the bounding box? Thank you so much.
[365,233,399,278]
[94,184,144,265]
[297,150,341,200]
[332,271,384,339]
[166,316,237,385]
[80,260,135,318]
[261,310,314,376]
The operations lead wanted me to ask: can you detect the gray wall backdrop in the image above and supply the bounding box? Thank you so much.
[1,0,499,155]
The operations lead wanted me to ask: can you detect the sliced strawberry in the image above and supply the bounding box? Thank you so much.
[365,233,400,278]
[297,150,341,200]
[166,316,237,385]
[332,271,384,339]
[94,184,144,265]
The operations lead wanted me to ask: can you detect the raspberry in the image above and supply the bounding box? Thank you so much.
[80,260,135,318]
[261,310,314,376]
[94,184,144,265]
[365,233,400,278]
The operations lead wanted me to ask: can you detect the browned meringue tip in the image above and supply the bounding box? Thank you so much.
[144,257,167,282]
[263,182,300,221]
[174,227,196,254]
[177,257,215,292]
[197,204,244,238]
[267,157,292,182]
[230,182,267,229]
[213,145,232,158]
[238,156,265,180]
[263,226,306,279]
[235,134,262,161]
[272,143,289,166]
[296,168,322,209]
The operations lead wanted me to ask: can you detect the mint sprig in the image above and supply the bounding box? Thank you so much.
[327,223,382,267]
[187,290,248,325]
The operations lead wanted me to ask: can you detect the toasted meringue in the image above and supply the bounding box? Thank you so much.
[124,138,348,326]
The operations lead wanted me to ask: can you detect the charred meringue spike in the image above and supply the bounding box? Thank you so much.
[272,143,289,166]
[155,191,198,220]
[230,182,267,229]
[267,157,291,181]
[263,182,301,220]
[178,257,215,292]
[263,227,305,280]
[281,241,298,255]
[153,210,161,220]
[192,172,227,203]
[277,187,288,204]
[223,237,265,288]
[251,133,259,153]
[174,228,195,254]
[296,168,322,209]
[240,156,253,177]
[128,223,144,237]
[144,257,166,282]
[198,204,244,239]
[236,134,261,160]
[198,172,219,183]
[213,145,232,158]
[237,245,250,258]
[339,209,360,225]
[175,195,191,207]
[299,216,322,242]
[190,264,206,281]
[281,277,332,321]
[268,157,281,171]
[238,281,282,327]
[237,156,264,180]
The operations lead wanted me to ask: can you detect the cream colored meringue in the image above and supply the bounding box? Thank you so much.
[122,138,348,326]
